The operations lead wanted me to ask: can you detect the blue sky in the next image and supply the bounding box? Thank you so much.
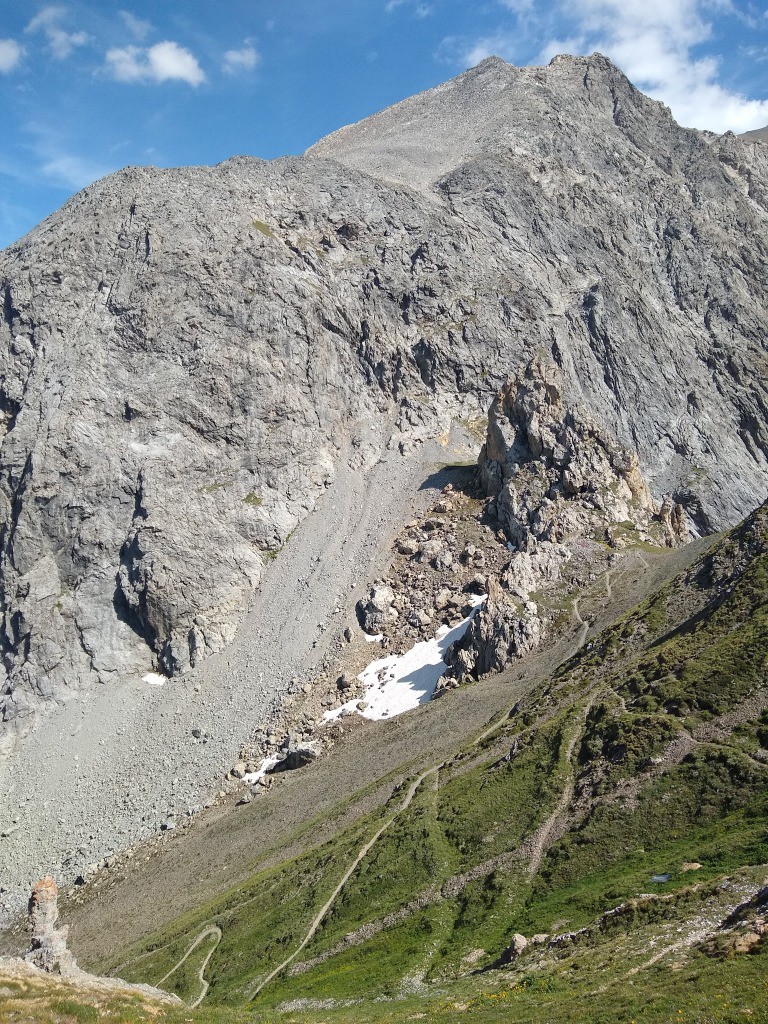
[1,0,767,249]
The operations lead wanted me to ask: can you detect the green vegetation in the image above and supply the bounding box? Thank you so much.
[242,492,263,507]
[252,219,275,238]
[71,504,768,1020]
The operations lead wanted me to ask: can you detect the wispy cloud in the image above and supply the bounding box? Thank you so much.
[385,0,433,15]
[10,121,114,191]
[499,0,534,13]
[546,0,768,132]
[119,10,153,42]
[105,41,206,86]
[0,39,23,73]
[437,31,518,66]
[445,0,768,133]
[26,6,90,60]
[222,43,259,75]
[40,152,113,189]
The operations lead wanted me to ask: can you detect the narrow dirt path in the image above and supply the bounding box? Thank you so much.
[572,595,589,647]
[156,925,221,1008]
[247,766,438,1001]
[523,690,599,880]
[171,546,621,1005]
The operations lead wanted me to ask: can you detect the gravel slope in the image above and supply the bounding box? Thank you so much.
[0,424,472,924]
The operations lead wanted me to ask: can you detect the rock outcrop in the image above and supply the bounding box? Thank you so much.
[0,877,181,1004]
[1,53,767,748]
[480,357,685,550]
[445,358,689,682]
[25,877,78,977]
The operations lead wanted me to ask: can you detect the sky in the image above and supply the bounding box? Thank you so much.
[1,0,767,249]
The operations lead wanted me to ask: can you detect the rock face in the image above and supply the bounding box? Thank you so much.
[446,357,689,682]
[1,53,767,748]
[25,877,78,976]
[479,357,686,550]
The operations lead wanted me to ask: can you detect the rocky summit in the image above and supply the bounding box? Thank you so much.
[0,55,767,1017]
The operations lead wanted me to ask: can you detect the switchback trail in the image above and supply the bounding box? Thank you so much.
[156,925,221,1009]
[247,767,438,1000]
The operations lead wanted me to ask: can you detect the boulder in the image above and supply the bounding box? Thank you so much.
[278,739,323,771]
[358,585,398,633]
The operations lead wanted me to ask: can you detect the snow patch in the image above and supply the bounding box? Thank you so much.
[142,672,167,687]
[326,595,485,722]
[241,754,281,785]
[363,632,384,643]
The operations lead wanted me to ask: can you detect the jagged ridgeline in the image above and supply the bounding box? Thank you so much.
[69,501,767,1022]
[0,53,767,747]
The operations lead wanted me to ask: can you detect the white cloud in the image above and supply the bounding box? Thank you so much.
[40,152,112,188]
[438,32,518,66]
[0,39,23,73]
[385,0,432,13]
[543,0,768,132]
[222,44,259,74]
[105,41,206,86]
[119,10,152,42]
[26,6,89,59]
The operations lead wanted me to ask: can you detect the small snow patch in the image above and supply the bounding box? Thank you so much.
[326,596,485,723]
[142,672,167,687]
[363,632,384,643]
[242,755,281,784]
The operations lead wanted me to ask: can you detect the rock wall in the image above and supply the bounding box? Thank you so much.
[445,358,688,682]
[1,53,767,747]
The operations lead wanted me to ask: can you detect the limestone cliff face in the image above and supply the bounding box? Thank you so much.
[445,356,687,684]
[1,53,767,745]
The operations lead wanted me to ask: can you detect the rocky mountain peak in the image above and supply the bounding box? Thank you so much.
[305,52,661,190]
[0,56,766,895]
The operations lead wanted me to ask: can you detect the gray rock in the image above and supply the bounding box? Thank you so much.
[279,739,322,771]
[0,52,766,751]
[358,585,398,634]
[24,877,77,976]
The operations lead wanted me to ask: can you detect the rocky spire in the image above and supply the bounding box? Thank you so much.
[25,876,80,977]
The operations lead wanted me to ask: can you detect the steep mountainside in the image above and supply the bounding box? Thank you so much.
[1,53,767,755]
[2,54,768,952]
[23,498,765,1023]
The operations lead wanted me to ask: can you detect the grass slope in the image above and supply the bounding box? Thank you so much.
[27,504,768,1022]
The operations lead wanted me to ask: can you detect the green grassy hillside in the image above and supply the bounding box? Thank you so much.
[58,503,768,1023]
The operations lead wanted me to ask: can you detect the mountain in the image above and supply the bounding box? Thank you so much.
[741,124,768,143]
[1,52,767,943]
